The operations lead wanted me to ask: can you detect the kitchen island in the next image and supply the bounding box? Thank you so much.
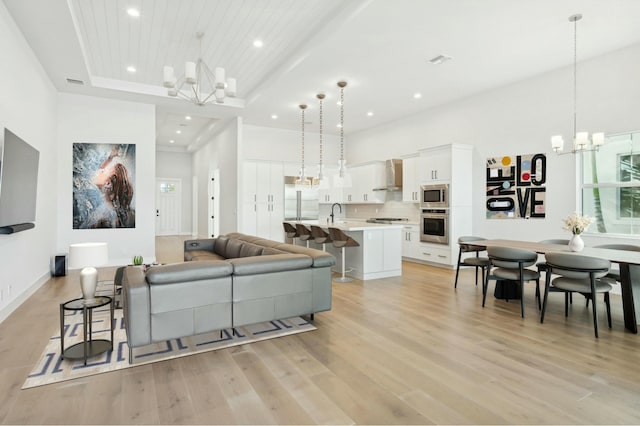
[285,219,402,280]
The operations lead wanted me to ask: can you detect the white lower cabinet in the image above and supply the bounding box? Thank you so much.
[401,225,419,258]
[415,243,451,265]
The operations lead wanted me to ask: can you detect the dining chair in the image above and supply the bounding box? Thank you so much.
[540,252,612,338]
[454,236,490,289]
[535,239,573,303]
[484,246,540,318]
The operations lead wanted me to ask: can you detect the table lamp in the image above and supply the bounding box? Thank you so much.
[69,242,108,302]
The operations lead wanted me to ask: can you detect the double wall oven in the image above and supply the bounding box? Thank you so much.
[420,184,449,244]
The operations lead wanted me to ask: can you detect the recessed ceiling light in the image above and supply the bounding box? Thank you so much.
[169,139,175,144]
[126,66,136,73]
[176,130,181,134]
[185,115,191,120]
[271,114,278,120]
[126,8,140,17]
[253,39,264,48]
[413,93,422,99]
[429,54,453,65]
[367,111,374,117]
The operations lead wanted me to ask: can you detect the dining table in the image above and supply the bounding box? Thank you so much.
[472,239,640,334]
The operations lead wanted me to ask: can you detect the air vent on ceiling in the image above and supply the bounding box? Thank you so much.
[429,54,453,65]
[66,78,85,85]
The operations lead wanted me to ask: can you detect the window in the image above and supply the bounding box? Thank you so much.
[581,131,640,235]
[159,182,176,193]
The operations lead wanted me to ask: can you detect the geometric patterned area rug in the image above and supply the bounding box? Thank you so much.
[23,304,315,389]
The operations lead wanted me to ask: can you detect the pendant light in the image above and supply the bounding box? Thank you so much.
[317,93,329,189]
[295,104,310,188]
[551,14,604,155]
[333,81,352,188]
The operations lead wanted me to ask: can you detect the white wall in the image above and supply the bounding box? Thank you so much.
[0,2,59,321]
[56,93,156,265]
[156,151,193,234]
[242,124,341,167]
[347,43,640,244]
[192,118,240,237]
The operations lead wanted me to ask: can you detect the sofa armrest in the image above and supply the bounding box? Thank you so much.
[146,260,233,285]
[122,266,151,348]
[228,254,312,275]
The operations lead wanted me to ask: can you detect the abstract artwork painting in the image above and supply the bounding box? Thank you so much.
[486,153,546,219]
[73,143,136,229]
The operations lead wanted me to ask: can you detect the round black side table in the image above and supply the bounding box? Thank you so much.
[59,296,114,365]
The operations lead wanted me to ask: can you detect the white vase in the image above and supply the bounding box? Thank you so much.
[569,234,584,252]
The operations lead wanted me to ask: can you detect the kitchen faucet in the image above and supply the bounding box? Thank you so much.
[330,203,342,223]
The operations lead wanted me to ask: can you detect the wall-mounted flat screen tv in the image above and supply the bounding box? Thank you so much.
[0,128,40,233]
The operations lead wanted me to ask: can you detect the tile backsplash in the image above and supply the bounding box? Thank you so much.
[318,192,421,222]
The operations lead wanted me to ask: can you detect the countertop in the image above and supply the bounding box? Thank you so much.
[284,219,404,231]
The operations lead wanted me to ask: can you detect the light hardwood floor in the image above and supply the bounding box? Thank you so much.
[1,236,640,424]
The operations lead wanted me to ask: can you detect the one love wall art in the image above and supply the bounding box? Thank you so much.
[486,153,546,219]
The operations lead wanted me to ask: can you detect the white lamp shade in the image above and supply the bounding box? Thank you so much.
[69,242,108,269]
[551,135,564,151]
[215,88,225,103]
[215,67,225,85]
[574,132,589,149]
[168,87,178,97]
[226,77,236,96]
[592,132,605,146]
[163,66,175,87]
[185,62,197,84]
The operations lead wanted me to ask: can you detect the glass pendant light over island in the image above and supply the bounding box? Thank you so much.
[333,81,352,188]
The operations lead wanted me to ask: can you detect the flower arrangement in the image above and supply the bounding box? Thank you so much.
[563,212,594,235]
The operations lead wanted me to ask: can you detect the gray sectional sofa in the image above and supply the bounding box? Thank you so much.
[121,232,335,363]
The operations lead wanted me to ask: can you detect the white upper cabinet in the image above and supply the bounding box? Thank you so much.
[420,145,451,182]
[402,156,420,202]
[318,166,344,204]
[343,162,385,204]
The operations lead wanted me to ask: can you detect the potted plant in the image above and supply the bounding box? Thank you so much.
[132,255,144,266]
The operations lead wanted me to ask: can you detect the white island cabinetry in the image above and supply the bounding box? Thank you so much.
[285,220,402,280]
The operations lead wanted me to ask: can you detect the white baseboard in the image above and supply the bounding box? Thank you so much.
[0,271,50,325]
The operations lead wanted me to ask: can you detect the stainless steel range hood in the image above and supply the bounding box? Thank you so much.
[373,159,403,191]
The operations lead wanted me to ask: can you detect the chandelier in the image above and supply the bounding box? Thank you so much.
[163,32,236,106]
[333,81,352,187]
[551,14,604,155]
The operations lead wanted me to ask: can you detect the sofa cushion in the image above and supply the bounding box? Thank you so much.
[262,247,286,255]
[274,243,335,268]
[146,260,233,285]
[225,239,243,259]
[184,250,225,261]
[213,236,229,258]
[240,243,265,258]
[229,254,312,275]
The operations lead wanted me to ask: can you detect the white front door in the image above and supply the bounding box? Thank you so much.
[156,178,182,236]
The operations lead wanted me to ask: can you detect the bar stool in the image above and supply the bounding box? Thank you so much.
[328,227,360,283]
[283,222,299,245]
[296,223,313,248]
[310,225,332,251]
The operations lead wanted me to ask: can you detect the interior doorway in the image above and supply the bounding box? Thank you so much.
[156,177,182,236]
